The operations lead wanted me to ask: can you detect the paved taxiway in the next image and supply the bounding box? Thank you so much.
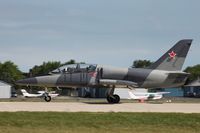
[0,102,200,113]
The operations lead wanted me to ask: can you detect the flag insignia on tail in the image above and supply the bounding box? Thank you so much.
[168,51,177,59]
[89,72,97,77]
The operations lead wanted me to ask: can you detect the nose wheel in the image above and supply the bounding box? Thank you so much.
[44,96,51,102]
[107,94,120,103]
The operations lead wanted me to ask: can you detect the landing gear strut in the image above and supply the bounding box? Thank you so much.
[106,87,120,104]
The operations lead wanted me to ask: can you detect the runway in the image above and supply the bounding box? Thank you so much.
[0,102,200,113]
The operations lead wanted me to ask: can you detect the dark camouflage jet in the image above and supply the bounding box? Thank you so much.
[16,39,192,103]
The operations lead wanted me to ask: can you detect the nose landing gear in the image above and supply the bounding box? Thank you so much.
[44,88,52,102]
[44,95,52,102]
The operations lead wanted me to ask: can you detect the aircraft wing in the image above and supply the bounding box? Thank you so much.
[99,79,138,88]
[166,71,190,76]
[156,92,170,95]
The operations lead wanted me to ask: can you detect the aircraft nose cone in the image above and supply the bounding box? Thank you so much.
[16,78,37,86]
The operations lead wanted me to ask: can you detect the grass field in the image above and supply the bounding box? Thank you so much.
[0,112,200,133]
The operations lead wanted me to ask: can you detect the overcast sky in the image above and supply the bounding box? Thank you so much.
[0,0,199,72]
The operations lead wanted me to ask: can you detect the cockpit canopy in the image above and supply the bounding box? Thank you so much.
[50,64,97,74]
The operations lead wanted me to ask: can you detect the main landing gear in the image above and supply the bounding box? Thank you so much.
[107,95,120,104]
[106,87,120,104]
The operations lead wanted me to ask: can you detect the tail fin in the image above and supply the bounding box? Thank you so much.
[149,39,192,71]
[21,89,29,97]
[128,90,138,99]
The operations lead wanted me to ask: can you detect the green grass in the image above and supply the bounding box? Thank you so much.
[0,112,200,133]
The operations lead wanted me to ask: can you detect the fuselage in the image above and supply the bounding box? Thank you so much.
[16,64,189,89]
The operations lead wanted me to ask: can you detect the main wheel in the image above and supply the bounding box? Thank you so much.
[107,96,114,103]
[113,95,120,103]
[106,95,120,104]
[44,96,51,102]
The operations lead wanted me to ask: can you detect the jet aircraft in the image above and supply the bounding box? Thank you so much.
[16,39,192,103]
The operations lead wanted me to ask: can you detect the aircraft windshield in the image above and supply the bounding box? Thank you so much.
[79,64,97,71]
[50,64,97,74]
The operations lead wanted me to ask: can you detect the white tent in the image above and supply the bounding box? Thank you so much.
[0,81,11,98]
[185,78,200,87]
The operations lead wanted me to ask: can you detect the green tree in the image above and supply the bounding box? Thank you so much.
[30,61,61,77]
[0,61,24,84]
[132,60,153,68]
[29,59,81,77]
[61,59,76,66]
[184,64,200,82]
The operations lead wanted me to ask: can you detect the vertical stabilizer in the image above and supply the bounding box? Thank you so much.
[149,39,192,71]
[128,90,138,99]
[21,89,29,97]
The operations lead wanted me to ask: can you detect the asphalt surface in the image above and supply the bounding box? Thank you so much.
[0,102,200,113]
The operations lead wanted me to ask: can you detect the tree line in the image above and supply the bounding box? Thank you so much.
[0,59,77,85]
[0,59,199,85]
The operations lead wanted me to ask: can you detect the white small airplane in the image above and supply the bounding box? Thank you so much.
[21,89,59,101]
[128,90,170,100]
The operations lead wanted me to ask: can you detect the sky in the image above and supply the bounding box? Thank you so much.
[0,0,199,72]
